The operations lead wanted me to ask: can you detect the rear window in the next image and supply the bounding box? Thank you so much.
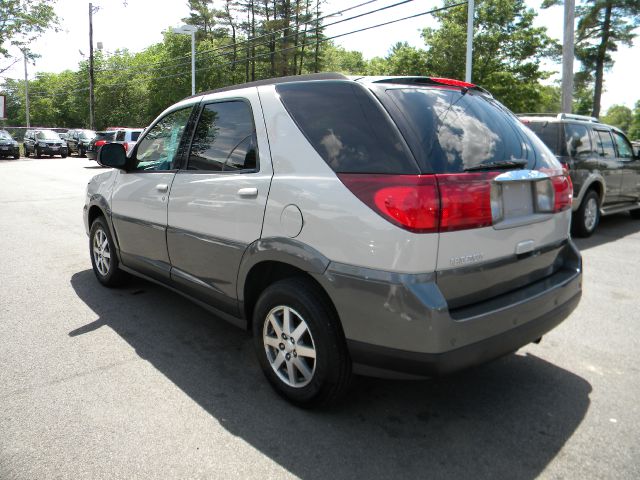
[95,132,116,140]
[276,81,418,174]
[525,122,561,154]
[381,88,557,173]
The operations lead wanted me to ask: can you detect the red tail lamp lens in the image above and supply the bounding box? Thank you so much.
[552,175,573,212]
[95,140,106,147]
[437,173,498,232]
[338,174,440,233]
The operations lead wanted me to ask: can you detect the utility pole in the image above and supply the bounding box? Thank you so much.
[561,0,575,114]
[465,0,474,83]
[23,51,30,127]
[172,25,197,96]
[89,3,97,130]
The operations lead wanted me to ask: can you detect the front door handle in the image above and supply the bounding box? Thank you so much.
[237,187,258,198]
[156,184,169,192]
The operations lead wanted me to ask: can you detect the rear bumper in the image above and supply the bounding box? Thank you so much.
[316,240,582,378]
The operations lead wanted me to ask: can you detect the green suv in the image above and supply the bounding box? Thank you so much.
[519,113,640,237]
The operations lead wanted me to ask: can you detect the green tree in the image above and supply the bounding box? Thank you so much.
[545,0,640,117]
[601,104,633,132]
[422,0,559,112]
[0,0,58,72]
[629,100,640,139]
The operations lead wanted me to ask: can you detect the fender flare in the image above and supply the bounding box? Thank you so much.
[573,173,606,211]
[236,237,330,303]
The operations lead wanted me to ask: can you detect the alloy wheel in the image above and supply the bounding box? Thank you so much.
[263,305,317,388]
[92,228,111,276]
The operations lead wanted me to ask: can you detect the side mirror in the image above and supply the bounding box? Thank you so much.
[97,143,127,169]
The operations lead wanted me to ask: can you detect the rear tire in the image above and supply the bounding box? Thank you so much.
[572,190,600,237]
[252,277,352,408]
[89,216,128,287]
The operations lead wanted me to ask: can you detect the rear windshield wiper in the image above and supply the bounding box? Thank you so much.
[463,160,527,172]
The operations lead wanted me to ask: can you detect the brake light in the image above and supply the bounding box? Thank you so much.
[337,174,439,233]
[429,77,476,88]
[95,140,107,147]
[551,175,573,212]
[338,172,501,233]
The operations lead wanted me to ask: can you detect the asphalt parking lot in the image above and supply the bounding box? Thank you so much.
[1,157,639,479]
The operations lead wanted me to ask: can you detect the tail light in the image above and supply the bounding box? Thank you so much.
[338,171,572,234]
[95,140,107,147]
[123,142,129,152]
[337,175,439,233]
[551,174,573,212]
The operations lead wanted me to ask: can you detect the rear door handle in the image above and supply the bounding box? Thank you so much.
[156,184,169,192]
[237,187,258,198]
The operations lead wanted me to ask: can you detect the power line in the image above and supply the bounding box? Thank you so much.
[97,2,466,90]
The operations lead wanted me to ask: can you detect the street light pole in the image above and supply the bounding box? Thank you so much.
[88,2,98,130]
[561,0,575,114]
[172,25,198,96]
[23,51,30,128]
[465,0,474,83]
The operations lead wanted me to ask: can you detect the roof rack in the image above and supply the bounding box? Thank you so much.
[184,72,349,99]
[517,112,600,123]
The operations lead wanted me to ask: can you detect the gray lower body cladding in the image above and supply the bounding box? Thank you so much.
[315,240,582,377]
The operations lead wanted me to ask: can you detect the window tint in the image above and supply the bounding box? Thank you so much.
[115,131,125,141]
[594,130,615,158]
[384,88,554,173]
[132,107,192,172]
[188,101,258,172]
[612,131,633,159]
[95,131,116,141]
[276,81,418,174]
[526,122,560,154]
[131,131,141,141]
[564,124,592,158]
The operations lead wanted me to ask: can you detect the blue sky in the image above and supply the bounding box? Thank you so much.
[1,0,638,113]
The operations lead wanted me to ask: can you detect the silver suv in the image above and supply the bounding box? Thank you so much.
[84,73,582,406]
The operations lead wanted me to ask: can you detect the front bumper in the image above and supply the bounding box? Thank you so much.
[38,146,68,155]
[0,146,19,156]
[316,240,582,378]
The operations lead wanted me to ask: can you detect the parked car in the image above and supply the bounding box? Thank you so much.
[23,129,68,158]
[86,131,117,160]
[67,129,96,157]
[85,73,582,406]
[0,130,20,159]
[632,140,640,157]
[113,128,143,154]
[519,113,640,237]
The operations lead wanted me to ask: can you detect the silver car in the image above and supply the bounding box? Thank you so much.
[84,73,582,406]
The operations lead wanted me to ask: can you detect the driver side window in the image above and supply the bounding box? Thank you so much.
[131,107,193,172]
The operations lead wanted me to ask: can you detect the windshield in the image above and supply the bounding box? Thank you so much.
[0,131,11,140]
[381,87,559,173]
[36,131,61,140]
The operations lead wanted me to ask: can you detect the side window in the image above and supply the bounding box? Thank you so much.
[132,107,193,172]
[612,131,634,159]
[564,124,592,159]
[187,100,258,172]
[595,130,616,158]
[116,131,125,142]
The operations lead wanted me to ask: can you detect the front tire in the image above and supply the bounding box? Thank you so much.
[572,190,600,237]
[89,216,127,287]
[252,277,352,407]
